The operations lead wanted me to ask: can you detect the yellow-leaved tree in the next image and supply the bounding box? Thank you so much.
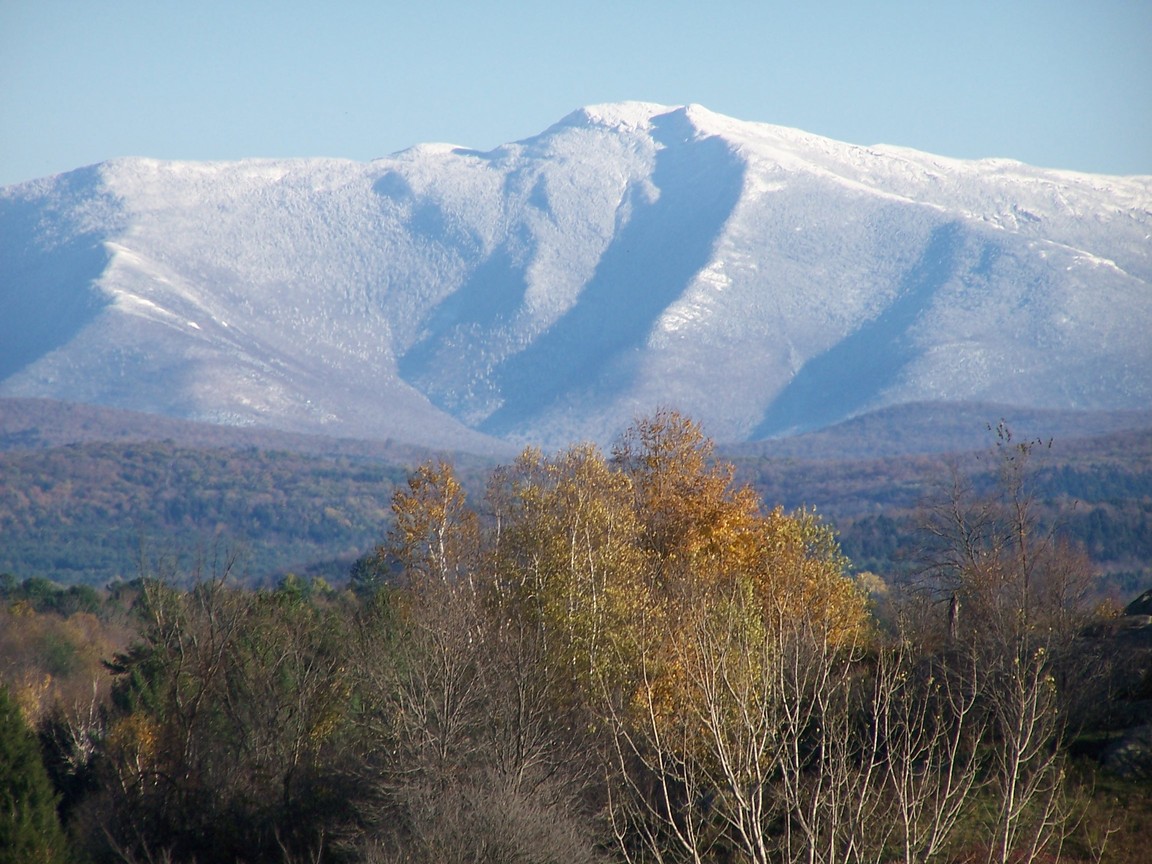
[591,413,875,862]
[486,444,649,694]
[387,459,479,589]
[378,411,876,863]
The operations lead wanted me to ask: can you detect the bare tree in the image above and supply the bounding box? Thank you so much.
[914,423,1096,864]
[604,583,882,864]
[352,570,604,864]
[870,637,987,864]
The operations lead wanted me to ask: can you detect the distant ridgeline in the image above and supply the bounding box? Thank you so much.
[0,399,1148,596]
[2,103,1149,450]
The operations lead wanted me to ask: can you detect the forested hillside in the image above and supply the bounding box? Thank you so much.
[0,398,498,586]
[2,404,1148,594]
[5,104,1149,447]
[732,426,1152,597]
[0,441,403,583]
[3,411,1151,863]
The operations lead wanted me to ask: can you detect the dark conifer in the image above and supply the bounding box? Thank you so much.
[0,686,69,864]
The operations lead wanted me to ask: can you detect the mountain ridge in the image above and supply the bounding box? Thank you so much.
[3,102,1149,451]
[2,395,1149,590]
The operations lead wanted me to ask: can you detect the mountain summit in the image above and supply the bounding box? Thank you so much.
[2,103,1150,450]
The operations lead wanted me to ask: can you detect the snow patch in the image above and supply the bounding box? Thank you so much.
[3,101,1149,449]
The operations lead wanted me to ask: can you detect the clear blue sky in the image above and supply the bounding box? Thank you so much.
[2,0,1149,187]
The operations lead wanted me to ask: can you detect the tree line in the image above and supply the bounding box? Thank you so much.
[4,421,1150,594]
[2,412,1148,863]
[0,441,409,585]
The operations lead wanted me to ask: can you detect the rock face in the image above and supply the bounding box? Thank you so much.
[1125,590,1152,617]
[1102,722,1152,780]
[3,103,1150,451]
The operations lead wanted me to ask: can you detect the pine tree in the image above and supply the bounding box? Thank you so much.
[0,685,68,864]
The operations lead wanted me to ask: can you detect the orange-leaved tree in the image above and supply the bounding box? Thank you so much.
[379,411,875,863]
[604,411,873,863]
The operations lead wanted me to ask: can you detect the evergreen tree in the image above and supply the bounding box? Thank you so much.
[0,685,68,864]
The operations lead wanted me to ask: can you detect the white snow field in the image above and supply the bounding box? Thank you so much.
[2,103,1149,450]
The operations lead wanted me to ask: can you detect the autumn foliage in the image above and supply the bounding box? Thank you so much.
[1,412,1146,863]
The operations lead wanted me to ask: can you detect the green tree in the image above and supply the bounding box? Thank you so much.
[0,685,69,864]
[98,569,354,863]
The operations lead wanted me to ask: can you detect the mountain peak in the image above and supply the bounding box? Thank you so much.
[2,105,1149,451]
[555,101,674,133]
[553,102,768,143]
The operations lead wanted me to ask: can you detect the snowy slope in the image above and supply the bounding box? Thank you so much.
[2,103,1150,450]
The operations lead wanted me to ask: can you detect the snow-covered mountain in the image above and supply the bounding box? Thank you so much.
[2,102,1150,451]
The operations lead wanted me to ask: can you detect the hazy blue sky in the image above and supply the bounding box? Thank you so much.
[2,0,1149,187]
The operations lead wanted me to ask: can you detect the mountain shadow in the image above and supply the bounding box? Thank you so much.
[479,110,747,436]
[398,243,530,386]
[0,167,115,382]
[752,221,970,439]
